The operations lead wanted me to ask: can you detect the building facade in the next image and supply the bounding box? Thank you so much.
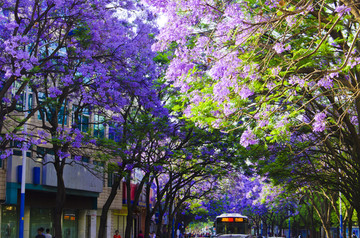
[0,87,156,237]
[0,146,150,238]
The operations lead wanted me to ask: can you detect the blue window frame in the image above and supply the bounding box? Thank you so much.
[94,114,105,138]
[15,93,33,111]
[72,106,90,132]
[37,92,53,122]
[11,82,33,111]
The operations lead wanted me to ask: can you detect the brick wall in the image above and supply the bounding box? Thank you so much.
[97,185,123,210]
[0,160,6,201]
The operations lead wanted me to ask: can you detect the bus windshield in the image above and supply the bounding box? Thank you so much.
[216,222,248,235]
[215,216,249,235]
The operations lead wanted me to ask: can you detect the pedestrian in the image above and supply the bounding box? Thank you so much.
[352,232,357,238]
[138,230,145,238]
[114,230,121,238]
[35,227,45,238]
[45,229,52,238]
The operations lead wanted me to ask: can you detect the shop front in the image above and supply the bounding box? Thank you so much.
[1,205,17,238]
[2,185,98,238]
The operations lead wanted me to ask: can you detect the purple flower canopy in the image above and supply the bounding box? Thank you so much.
[0,0,168,157]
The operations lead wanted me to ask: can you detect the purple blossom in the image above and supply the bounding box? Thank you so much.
[351,116,358,125]
[154,165,163,172]
[258,120,269,128]
[0,149,13,159]
[273,43,285,54]
[223,103,236,116]
[5,22,19,30]
[57,150,70,159]
[240,128,258,147]
[2,97,11,103]
[239,86,254,99]
[285,15,297,27]
[335,5,351,16]
[74,155,82,161]
[272,66,281,76]
[126,164,134,171]
[317,76,333,89]
[49,87,63,98]
[289,75,306,87]
[313,112,326,132]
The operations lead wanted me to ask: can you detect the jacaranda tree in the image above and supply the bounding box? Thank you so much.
[145,0,360,222]
[1,1,160,237]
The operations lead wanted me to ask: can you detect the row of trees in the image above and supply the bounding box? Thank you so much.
[145,0,360,235]
[184,171,357,238]
[3,0,360,238]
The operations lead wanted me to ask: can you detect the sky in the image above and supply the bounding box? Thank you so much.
[157,14,168,28]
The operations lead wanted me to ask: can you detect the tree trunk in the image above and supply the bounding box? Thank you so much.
[54,164,66,238]
[125,177,134,238]
[310,206,316,238]
[98,177,122,238]
[347,207,353,238]
[167,212,175,238]
[263,220,267,237]
[323,227,331,238]
[155,208,165,238]
[125,208,134,238]
[124,172,151,238]
[144,180,152,238]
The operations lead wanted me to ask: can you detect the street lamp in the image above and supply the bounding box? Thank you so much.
[288,210,291,238]
[339,191,343,238]
[19,84,29,238]
[339,166,343,238]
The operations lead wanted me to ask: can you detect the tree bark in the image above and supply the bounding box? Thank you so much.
[144,179,153,238]
[98,177,122,238]
[54,161,66,238]
[125,176,134,238]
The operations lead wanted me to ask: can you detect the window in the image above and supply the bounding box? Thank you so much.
[11,141,31,157]
[63,209,78,238]
[108,170,120,188]
[81,156,89,163]
[108,171,114,187]
[37,92,52,121]
[36,146,55,157]
[1,206,17,238]
[72,106,89,132]
[94,114,105,138]
[11,82,33,111]
[93,160,104,167]
[58,103,68,125]
[30,208,53,238]
[15,92,33,111]
[71,155,89,163]
[38,92,68,124]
